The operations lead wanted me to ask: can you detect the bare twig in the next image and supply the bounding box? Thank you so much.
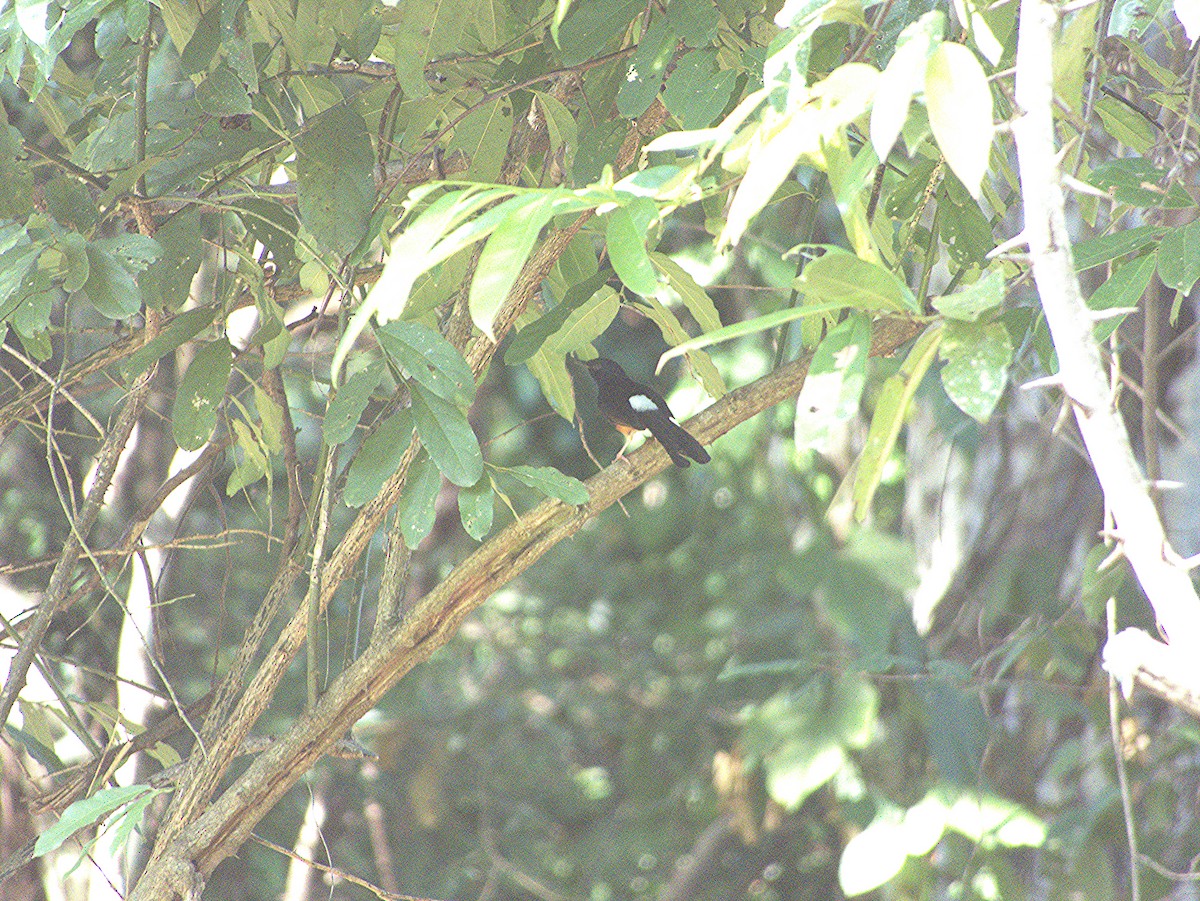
[0,362,157,728]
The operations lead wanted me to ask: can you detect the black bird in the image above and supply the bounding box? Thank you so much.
[582,357,710,467]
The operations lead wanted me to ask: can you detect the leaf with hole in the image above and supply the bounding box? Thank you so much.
[377,320,475,406]
[172,339,232,451]
[505,465,589,505]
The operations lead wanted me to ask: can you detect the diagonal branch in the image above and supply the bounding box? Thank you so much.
[125,316,922,899]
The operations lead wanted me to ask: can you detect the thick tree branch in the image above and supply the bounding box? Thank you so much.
[124,316,921,899]
[1012,0,1200,694]
[143,99,677,870]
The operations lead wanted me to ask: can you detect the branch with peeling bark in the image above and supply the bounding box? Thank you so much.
[1012,0,1200,706]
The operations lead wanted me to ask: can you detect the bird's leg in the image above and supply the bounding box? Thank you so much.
[615,431,638,462]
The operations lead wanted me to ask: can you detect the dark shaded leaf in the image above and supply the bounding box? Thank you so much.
[172,339,232,451]
[410,384,483,487]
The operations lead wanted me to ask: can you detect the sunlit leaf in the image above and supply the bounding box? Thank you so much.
[925,42,993,198]
[795,249,918,313]
[940,319,1012,422]
[854,323,942,518]
[795,313,870,451]
[871,13,943,163]
[470,196,556,340]
[606,206,659,296]
[34,785,157,858]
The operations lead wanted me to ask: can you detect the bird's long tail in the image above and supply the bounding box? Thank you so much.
[648,416,710,467]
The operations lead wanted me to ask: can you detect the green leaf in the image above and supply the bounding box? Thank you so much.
[524,334,576,421]
[469,195,556,340]
[552,0,575,45]
[720,110,806,249]
[838,811,918,896]
[458,477,494,540]
[634,293,726,398]
[226,418,269,495]
[0,121,34,220]
[376,320,475,406]
[82,244,142,319]
[34,784,154,858]
[649,252,722,332]
[1086,157,1194,209]
[925,42,994,198]
[342,410,413,508]
[238,198,300,282]
[534,91,579,169]
[795,313,870,451]
[606,206,659,296]
[919,672,989,786]
[43,175,99,234]
[140,210,204,310]
[48,243,85,295]
[505,465,590,505]
[662,50,737,128]
[870,13,943,162]
[1157,220,1200,293]
[195,65,252,117]
[1094,95,1155,155]
[295,104,375,257]
[555,0,643,66]
[938,173,994,266]
[381,0,465,97]
[658,296,862,367]
[104,790,162,862]
[854,323,942,518]
[400,451,441,546]
[172,339,233,451]
[96,233,161,273]
[448,96,513,183]
[409,384,483,487]
[504,271,611,365]
[545,285,621,354]
[118,307,215,382]
[666,0,719,46]
[1054,4,1099,113]
[742,674,878,809]
[939,319,1012,422]
[331,185,517,382]
[932,268,1004,321]
[324,360,386,445]
[179,1,220,73]
[254,384,283,453]
[0,242,40,312]
[1087,252,1155,342]
[1072,225,1164,271]
[12,274,54,340]
[795,249,918,313]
